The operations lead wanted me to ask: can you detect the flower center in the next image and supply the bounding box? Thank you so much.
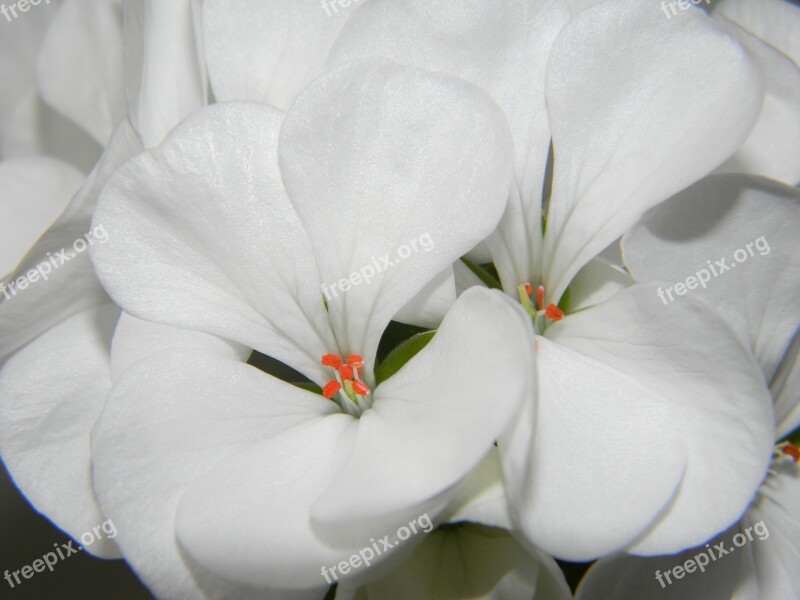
[517,283,563,333]
[776,441,800,463]
[321,353,372,416]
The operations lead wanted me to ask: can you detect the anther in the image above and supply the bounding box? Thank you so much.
[352,381,370,396]
[782,443,800,463]
[339,365,355,381]
[322,381,342,399]
[346,354,365,368]
[321,354,342,369]
[545,304,564,321]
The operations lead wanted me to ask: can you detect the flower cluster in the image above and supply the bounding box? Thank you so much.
[1,0,798,599]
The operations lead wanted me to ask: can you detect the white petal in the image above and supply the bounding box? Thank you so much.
[311,289,533,545]
[0,119,141,361]
[92,351,329,599]
[280,60,513,371]
[123,0,207,147]
[177,413,371,591]
[622,174,800,386]
[109,311,249,382]
[552,285,773,556]
[36,0,125,145]
[203,0,357,109]
[715,0,800,66]
[2,91,102,173]
[453,259,487,295]
[575,524,758,600]
[744,464,800,599]
[328,0,571,291]
[92,102,337,383]
[0,304,120,558]
[564,0,604,14]
[541,0,763,303]
[0,156,83,275]
[564,257,633,313]
[444,449,512,531]
[502,334,688,560]
[0,0,60,142]
[714,17,800,185]
[392,268,456,329]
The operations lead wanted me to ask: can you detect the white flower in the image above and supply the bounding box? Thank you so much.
[327,0,775,560]
[575,173,800,599]
[86,61,541,596]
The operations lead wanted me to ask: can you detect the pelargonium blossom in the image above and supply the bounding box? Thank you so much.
[327,0,776,560]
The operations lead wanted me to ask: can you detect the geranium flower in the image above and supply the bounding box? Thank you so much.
[87,60,540,596]
[575,173,800,599]
[327,0,776,560]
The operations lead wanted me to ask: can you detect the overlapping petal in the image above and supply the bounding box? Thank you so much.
[123,0,207,147]
[714,17,800,185]
[623,174,800,388]
[328,0,571,295]
[744,463,800,598]
[176,288,534,587]
[502,334,687,560]
[502,284,774,559]
[350,523,571,600]
[280,60,514,373]
[575,523,757,600]
[0,0,60,143]
[715,0,800,66]
[91,102,336,384]
[36,0,125,146]
[312,289,533,544]
[541,0,763,303]
[0,119,141,361]
[203,0,357,109]
[0,156,83,274]
[2,91,102,173]
[92,349,328,599]
[0,303,120,558]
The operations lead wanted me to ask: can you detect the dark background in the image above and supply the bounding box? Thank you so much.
[0,461,153,599]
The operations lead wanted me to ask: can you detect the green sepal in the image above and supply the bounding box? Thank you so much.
[290,381,323,395]
[460,257,502,290]
[375,330,436,385]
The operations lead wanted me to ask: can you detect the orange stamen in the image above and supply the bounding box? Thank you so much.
[536,286,544,311]
[321,354,342,369]
[339,365,355,381]
[523,283,533,297]
[782,443,800,463]
[346,354,365,368]
[545,304,564,321]
[322,381,342,399]
[352,381,370,396]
